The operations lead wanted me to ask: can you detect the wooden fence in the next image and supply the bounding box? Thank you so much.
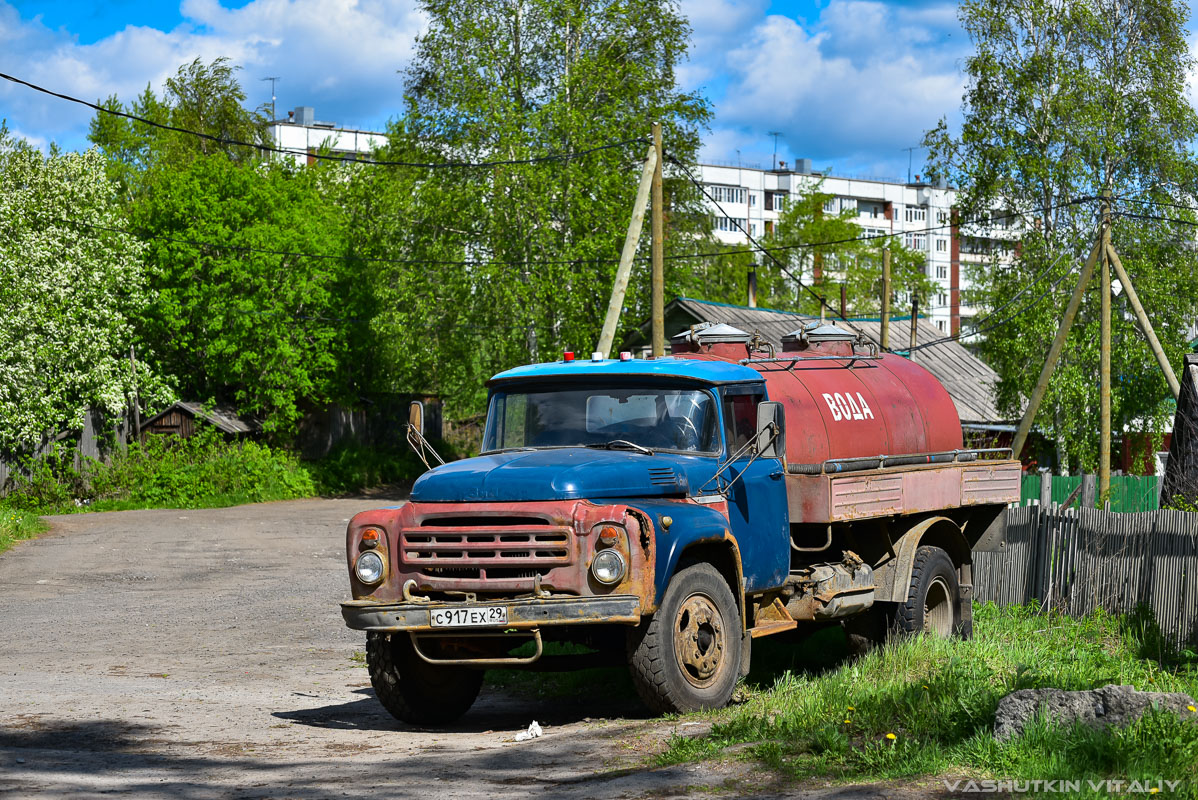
[974,505,1198,645]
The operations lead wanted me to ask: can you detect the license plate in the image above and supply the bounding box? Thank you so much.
[429,605,508,628]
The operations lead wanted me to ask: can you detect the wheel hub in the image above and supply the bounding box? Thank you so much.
[674,595,725,687]
[923,576,953,637]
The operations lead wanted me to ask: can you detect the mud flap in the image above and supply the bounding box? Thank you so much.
[958,583,974,639]
[739,630,752,677]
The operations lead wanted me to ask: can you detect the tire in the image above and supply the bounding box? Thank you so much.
[626,563,743,714]
[366,632,483,725]
[894,545,962,638]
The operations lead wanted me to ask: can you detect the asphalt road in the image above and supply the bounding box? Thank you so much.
[0,497,934,799]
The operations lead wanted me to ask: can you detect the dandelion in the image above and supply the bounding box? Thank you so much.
[885,733,897,741]
[1188,705,1196,712]
[847,706,855,711]
[922,685,929,690]
[844,719,851,724]
[1150,789,1160,795]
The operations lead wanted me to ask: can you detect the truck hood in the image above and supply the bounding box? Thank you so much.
[410,448,708,502]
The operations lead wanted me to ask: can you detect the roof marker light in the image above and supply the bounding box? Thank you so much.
[619,351,632,361]
[591,352,603,361]
[563,351,575,362]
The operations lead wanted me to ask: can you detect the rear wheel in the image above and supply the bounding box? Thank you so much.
[894,545,963,638]
[627,563,742,714]
[366,632,483,725]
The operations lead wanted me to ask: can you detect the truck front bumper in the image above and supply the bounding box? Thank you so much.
[341,595,642,633]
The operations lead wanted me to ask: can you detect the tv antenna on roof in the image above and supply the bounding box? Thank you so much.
[768,131,782,171]
[901,145,920,183]
[261,76,281,121]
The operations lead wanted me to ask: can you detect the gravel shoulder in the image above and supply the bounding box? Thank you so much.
[0,497,941,799]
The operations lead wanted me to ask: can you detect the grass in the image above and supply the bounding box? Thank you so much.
[658,604,1198,798]
[0,507,46,555]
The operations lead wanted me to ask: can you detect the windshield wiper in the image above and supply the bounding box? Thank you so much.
[586,439,654,455]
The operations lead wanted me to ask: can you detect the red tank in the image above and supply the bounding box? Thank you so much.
[671,322,962,467]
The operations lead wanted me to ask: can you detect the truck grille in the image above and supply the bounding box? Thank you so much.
[400,517,572,568]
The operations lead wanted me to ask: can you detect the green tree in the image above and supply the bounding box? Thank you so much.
[924,0,1198,472]
[127,153,360,435]
[359,0,711,414]
[0,128,170,453]
[88,59,360,435]
[88,57,269,195]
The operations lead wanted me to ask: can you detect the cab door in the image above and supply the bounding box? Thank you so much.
[720,384,790,591]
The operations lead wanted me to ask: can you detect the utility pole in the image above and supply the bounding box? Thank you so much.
[1012,236,1103,459]
[1010,199,1180,475]
[840,283,847,320]
[651,122,665,357]
[1099,192,1113,501]
[597,143,657,357]
[768,131,782,171]
[881,248,891,350]
[909,294,919,352]
[261,77,281,120]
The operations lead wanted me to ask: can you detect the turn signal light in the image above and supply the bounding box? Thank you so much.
[598,526,620,546]
[361,528,381,549]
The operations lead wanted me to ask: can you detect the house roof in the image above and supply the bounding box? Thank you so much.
[627,297,1009,425]
[142,401,262,435]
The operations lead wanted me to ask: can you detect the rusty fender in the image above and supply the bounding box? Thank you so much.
[341,595,641,633]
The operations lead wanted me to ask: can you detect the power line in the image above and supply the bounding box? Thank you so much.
[907,250,1076,353]
[0,70,647,169]
[27,211,621,268]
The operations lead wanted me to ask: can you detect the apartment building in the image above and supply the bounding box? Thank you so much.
[697,159,1014,336]
[268,106,388,167]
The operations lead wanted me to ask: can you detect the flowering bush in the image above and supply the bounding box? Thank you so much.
[0,130,171,454]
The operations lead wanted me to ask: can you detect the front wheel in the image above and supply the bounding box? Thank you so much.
[366,632,483,725]
[626,563,743,714]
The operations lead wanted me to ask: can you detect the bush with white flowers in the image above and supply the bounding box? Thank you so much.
[0,132,169,454]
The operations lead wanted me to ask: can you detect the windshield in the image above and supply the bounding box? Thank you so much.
[483,385,719,454]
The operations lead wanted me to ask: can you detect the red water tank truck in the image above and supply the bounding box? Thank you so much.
[341,321,1019,722]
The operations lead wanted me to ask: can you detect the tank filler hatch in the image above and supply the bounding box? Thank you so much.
[670,322,752,356]
[781,321,859,355]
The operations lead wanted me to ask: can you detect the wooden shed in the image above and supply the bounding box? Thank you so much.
[139,401,262,441]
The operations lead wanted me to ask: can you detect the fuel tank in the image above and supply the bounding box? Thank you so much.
[671,322,962,466]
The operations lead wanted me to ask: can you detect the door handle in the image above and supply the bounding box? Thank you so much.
[769,469,784,480]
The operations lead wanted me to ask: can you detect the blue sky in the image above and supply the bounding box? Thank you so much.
[1,0,980,178]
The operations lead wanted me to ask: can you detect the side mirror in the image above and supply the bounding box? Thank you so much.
[409,400,425,438]
[756,401,785,459]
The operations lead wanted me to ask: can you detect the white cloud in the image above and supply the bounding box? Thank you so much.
[701,0,968,176]
[0,0,424,151]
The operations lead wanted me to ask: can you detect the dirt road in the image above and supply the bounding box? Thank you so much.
[0,498,919,799]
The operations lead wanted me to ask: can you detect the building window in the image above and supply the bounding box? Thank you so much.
[936,265,948,279]
[824,198,837,213]
[715,216,747,232]
[904,233,928,251]
[936,319,947,332]
[934,238,948,253]
[937,210,950,225]
[839,197,857,214]
[938,292,948,306]
[905,207,927,222]
[709,185,747,204]
[749,193,757,207]
[860,202,884,219]
[750,222,759,236]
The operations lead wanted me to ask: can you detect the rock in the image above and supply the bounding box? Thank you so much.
[994,684,1198,741]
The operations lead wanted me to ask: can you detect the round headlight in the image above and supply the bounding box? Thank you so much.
[590,549,626,585]
[355,551,385,584]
